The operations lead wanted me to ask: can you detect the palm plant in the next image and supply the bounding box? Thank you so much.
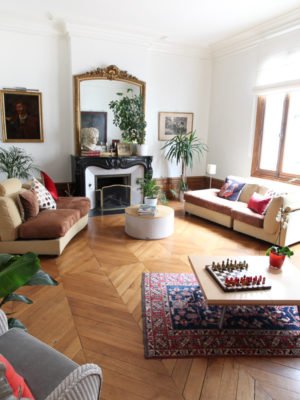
[161,131,207,197]
[0,252,58,329]
[0,146,39,179]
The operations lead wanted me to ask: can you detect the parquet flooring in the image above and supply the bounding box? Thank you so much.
[12,202,300,399]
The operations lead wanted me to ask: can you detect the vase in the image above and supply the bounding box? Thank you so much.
[136,144,148,156]
[269,251,285,269]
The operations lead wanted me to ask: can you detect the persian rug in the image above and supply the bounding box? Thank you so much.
[142,272,300,358]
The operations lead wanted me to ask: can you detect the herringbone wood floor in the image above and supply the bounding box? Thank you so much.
[11,202,300,399]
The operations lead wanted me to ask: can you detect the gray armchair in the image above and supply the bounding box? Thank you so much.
[0,310,102,399]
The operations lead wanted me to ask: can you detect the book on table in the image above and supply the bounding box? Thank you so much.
[138,204,157,216]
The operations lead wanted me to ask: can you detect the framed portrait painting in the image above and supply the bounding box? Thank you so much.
[80,111,107,145]
[1,90,44,142]
[158,112,194,140]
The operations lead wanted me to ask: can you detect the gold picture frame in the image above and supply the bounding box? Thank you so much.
[158,112,193,141]
[1,90,44,142]
[117,143,132,156]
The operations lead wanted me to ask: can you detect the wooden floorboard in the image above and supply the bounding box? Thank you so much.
[12,201,300,400]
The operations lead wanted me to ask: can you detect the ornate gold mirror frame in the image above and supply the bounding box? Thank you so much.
[74,64,146,155]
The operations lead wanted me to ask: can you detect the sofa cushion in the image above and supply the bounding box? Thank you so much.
[18,190,39,221]
[19,209,80,239]
[0,178,22,196]
[239,183,259,203]
[56,197,90,218]
[218,177,245,201]
[0,197,22,241]
[231,202,264,228]
[41,171,59,201]
[31,178,56,210]
[247,192,272,215]
[184,189,234,216]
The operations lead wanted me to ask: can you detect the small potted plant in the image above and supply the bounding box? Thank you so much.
[109,88,147,155]
[137,174,166,206]
[266,207,294,269]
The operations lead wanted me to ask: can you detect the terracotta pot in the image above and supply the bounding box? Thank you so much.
[269,251,285,269]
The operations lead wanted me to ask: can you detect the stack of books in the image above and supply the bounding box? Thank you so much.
[138,204,157,216]
[81,150,101,157]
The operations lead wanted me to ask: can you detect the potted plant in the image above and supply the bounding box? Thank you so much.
[137,174,166,206]
[109,88,147,155]
[0,146,39,179]
[0,252,57,329]
[266,207,294,269]
[161,131,207,201]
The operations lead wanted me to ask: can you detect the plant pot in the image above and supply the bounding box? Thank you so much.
[269,251,285,269]
[136,144,148,156]
[144,197,158,206]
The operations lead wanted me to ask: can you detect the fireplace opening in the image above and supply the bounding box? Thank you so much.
[95,174,131,213]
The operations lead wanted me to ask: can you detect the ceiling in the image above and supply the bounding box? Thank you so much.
[1,0,300,47]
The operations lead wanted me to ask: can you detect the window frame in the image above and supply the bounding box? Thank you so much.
[251,93,300,184]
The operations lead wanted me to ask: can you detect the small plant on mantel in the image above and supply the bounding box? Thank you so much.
[109,88,147,145]
[266,207,294,268]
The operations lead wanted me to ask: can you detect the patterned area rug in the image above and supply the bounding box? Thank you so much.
[142,272,300,358]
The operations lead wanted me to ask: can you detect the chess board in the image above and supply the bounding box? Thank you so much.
[205,259,272,292]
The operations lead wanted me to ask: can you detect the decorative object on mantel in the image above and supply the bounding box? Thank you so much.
[74,64,146,155]
[80,111,107,146]
[117,143,132,157]
[142,272,300,358]
[161,131,207,201]
[266,206,294,269]
[206,163,216,188]
[109,88,147,154]
[1,90,43,142]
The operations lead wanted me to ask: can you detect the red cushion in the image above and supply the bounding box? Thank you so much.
[247,192,272,215]
[0,354,35,399]
[40,171,59,201]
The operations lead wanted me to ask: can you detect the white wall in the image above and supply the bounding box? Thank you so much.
[0,23,211,182]
[208,28,300,181]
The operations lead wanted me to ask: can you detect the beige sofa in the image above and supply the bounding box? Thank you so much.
[0,178,90,255]
[184,176,300,246]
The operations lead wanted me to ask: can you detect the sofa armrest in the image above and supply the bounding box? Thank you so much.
[0,310,8,336]
[45,364,102,400]
[0,328,102,400]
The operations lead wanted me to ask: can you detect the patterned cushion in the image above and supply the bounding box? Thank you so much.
[218,177,245,201]
[31,178,56,210]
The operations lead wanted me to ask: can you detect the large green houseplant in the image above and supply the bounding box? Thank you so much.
[109,88,147,147]
[161,131,207,199]
[0,146,39,179]
[0,252,58,329]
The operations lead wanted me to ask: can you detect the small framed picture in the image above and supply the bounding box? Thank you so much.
[158,112,194,140]
[81,111,107,145]
[117,143,132,156]
[1,90,44,142]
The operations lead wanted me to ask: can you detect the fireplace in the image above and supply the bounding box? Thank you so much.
[95,175,131,211]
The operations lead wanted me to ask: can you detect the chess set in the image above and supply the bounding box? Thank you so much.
[205,259,272,292]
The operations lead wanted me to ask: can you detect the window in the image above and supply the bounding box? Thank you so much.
[252,90,300,181]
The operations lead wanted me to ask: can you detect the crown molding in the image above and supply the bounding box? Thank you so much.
[211,8,300,58]
[65,20,210,58]
[0,12,63,37]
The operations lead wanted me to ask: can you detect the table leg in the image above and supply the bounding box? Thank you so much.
[219,306,227,329]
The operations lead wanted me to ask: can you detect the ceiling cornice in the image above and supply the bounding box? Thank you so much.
[210,7,300,58]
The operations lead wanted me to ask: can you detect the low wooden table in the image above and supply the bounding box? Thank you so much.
[125,205,174,239]
[189,255,300,329]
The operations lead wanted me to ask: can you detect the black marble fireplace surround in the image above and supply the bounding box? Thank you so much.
[71,155,153,197]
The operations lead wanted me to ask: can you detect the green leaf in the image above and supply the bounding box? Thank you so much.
[1,293,33,305]
[26,270,58,286]
[8,318,26,330]
[0,252,40,297]
[0,254,17,271]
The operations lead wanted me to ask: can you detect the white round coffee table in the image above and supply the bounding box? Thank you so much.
[125,205,174,240]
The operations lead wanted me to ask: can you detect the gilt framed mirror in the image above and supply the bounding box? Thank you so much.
[74,65,146,155]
